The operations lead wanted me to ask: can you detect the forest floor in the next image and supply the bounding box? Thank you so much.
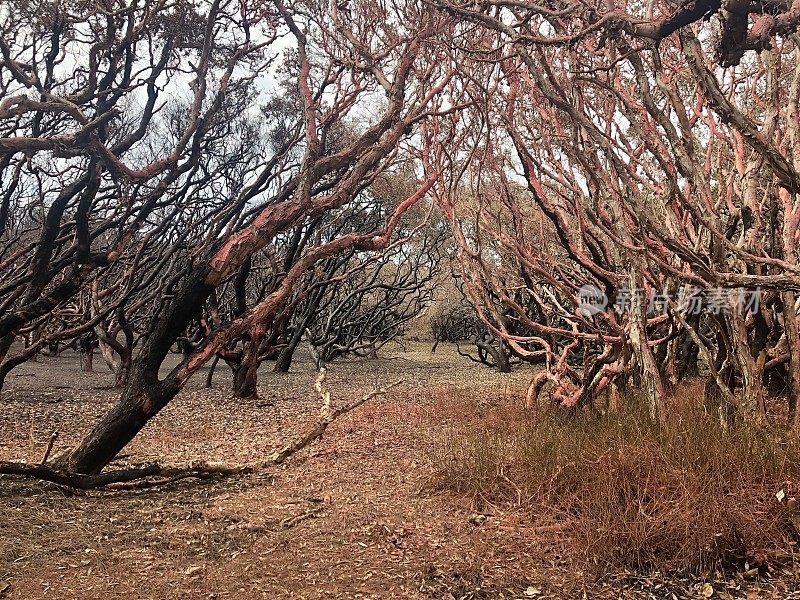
[1,343,798,599]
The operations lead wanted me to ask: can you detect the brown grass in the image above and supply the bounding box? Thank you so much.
[432,393,800,576]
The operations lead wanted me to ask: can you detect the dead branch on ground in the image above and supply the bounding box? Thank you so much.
[0,370,403,489]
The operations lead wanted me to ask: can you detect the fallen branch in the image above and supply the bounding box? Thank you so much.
[0,461,252,490]
[0,370,403,489]
[269,368,403,465]
[280,505,324,528]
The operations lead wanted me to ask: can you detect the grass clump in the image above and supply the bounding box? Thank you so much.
[433,398,800,574]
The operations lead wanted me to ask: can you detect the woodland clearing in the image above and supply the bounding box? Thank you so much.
[2,344,798,600]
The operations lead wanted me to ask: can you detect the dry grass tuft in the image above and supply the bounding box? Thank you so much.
[432,394,800,575]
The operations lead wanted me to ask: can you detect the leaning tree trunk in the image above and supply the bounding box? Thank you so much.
[62,194,415,473]
[476,333,511,373]
[205,355,220,388]
[0,333,13,365]
[97,337,120,374]
[65,270,214,474]
[96,336,132,387]
[274,325,305,373]
[274,285,326,373]
[64,366,177,474]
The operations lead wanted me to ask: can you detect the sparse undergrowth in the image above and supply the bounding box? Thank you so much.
[5,350,800,599]
[432,394,800,576]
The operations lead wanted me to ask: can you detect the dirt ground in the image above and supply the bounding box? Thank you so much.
[0,343,796,599]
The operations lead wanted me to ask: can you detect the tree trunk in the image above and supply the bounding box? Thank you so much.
[232,363,258,398]
[0,345,40,391]
[66,269,215,474]
[98,338,119,373]
[607,377,623,413]
[80,337,94,373]
[274,286,326,372]
[0,333,14,392]
[65,369,175,474]
[205,355,220,388]
[0,333,13,366]
[274,326,305,373]
[232,323,266,398]
[676,331,700,380]
[26,329,39,361]
[477,334,511,373]
[782,291,800,430]
[626,267,667,425]
[729,308,767,424]
[113,352,132,388]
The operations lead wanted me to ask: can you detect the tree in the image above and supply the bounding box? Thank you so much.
[436,2,800,426]
[56,0,461,474]
[0,0,273,387]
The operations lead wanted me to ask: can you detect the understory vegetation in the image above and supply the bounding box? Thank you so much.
[435,392,800,575]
